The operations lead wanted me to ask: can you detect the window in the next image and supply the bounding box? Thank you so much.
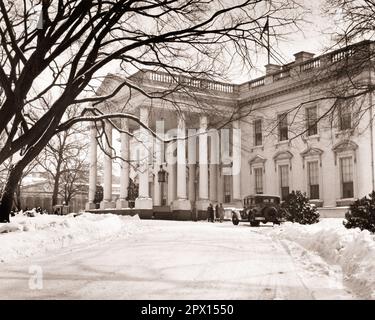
[339,104,352,130]
[278,113,288,141]
[279,165,289,200]
[254,119,262,146]
[307,161,319,199]
[254,167,263,194]
[306,106,318,136]
[340,157,354,198]
[224,175,231,203]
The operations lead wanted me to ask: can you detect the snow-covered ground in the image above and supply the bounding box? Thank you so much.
[0,210,141,263]
[263,219,375,299]
[0,213,374,299]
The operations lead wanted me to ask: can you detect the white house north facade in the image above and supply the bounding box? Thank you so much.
[85,40,375,219]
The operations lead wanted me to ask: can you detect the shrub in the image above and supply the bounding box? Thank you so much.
[344,191,375,233]
[94,185,103,204]
[281,190,320,224]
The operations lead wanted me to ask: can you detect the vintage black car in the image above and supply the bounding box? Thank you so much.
[232,194,285,226]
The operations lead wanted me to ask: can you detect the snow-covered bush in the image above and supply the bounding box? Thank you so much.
[344,191,375,233]
[281,190,320,224]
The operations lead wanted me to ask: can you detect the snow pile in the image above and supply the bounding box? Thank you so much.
[0,212,141,263]
[0,223,23,234]
[269,219,375,298]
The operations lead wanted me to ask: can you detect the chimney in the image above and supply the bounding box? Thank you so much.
[294,51,315,63]
[265,64,282,75]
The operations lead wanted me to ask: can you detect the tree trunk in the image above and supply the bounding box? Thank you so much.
[0,165,23,222]
[14,182,22,211]
[52,164,62,207]
[52,177,59,207]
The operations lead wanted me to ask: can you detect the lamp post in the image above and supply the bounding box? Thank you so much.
[157,164,167,206]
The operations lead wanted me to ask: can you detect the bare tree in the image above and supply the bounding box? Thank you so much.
[37,118,88,209]
[14,159,40,210]
[325,0,375,45]
[59,156,88,207]
[0,154,40,211]
[0,0,303,221]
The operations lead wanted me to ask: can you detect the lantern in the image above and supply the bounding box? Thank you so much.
[158,165,167,183]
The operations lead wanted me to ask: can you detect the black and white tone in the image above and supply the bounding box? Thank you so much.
[1,0,375,301]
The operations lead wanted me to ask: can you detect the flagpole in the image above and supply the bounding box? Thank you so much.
[267,15,270,65]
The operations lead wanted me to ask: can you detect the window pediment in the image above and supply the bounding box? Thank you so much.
[332,140,358,153]
[273,150,293,161]
[273,151,293,171]
[300,147,324,158]
[332,140,358,165]
[300,147,324,168]
[249,155,267,165]
[249,155,266,174]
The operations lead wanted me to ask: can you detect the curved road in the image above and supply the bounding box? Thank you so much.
[0,220,354,299]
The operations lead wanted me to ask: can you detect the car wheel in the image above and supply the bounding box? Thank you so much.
[250,221,260,227]
[248,213,252,223]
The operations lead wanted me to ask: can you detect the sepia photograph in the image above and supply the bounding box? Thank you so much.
[0,0,374,305]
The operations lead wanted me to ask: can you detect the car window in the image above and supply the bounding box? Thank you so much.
[245,198,253,205]
[257,198,274,203]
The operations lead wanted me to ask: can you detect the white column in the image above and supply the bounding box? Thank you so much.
[232,120,242,204]
[100,121,115,209]
[116,119,130,209]
[172,114,191,213]
[217,132,224,204]
[86,124,98,210]
[196,115,210,213]
[153,136,162,206]
[177,116,187,199]
[135,106,153,210]
[188,129,197,206]
[209,130,219,203]
[154,120,165,206]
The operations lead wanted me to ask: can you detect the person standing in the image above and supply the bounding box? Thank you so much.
[219,203,225,222]
[207,203,214,222]
[215,204,219,221]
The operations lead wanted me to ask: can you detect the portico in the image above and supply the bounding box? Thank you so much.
[85,98,242,220]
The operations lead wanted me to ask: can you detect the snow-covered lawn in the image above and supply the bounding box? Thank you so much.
[0,211,141,263]
[265,219,375,299]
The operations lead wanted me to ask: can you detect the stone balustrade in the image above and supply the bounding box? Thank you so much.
[142,70,235,94]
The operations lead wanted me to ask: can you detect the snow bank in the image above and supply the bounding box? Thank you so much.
[269,219,375,298]
[0,212,141,263]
